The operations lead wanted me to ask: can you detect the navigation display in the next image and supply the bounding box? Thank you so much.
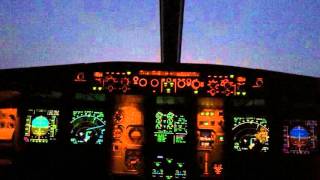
[70,110,106,144]
[232,116,269,152]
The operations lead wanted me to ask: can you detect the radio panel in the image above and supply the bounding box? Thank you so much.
[197,98,224,177]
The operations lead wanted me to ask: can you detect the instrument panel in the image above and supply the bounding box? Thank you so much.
[111,95,144,175]
[197,98,224,177]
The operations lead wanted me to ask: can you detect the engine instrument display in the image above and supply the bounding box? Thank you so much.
[283,120,317,155]
[70,110,106,144]
[232,116,269,152]
[154,111,188,144]
[24,109,59,143]
[0,108,17,141]
[152,155,187,179]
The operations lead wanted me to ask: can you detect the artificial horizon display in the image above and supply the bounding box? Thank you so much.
[283,120,318,155]
[24,109,59,143]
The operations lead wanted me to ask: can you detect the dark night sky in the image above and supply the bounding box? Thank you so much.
[182,0,320,77]
[1,0,319,77]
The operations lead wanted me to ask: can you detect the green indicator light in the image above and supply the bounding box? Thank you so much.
[205,112,210,116]
[230,74,234,78]
[236,92,241,95]
[194,90,198,94]
[174,136,186,144]
[204,122,209,126]
[234,142,240,151]
[242,92,247,96]
[156,133,167,143]
[98,87,103,91]
[210,112,214,116]
[166,158,173,164]
[155,162,161,167]
[219,136,224,141]
[166,175,173,180]
[170,82,174,87]
[92,87,97,91]
[177,162,184,168]
[166,88,171,93]
[127,71,131,75]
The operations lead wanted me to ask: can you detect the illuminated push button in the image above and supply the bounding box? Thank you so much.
[219,136,224,142]
[139,78,148,87]
[191,79,201,90]
[151,79,160,87]
[94,72,103,78]
[122,86,129,93]
[128,127,143,143]
[121,78,130,85]
[186,78,192,86]
[133,76,139,84]
[107,85,114,92]
[177,79,186,88]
